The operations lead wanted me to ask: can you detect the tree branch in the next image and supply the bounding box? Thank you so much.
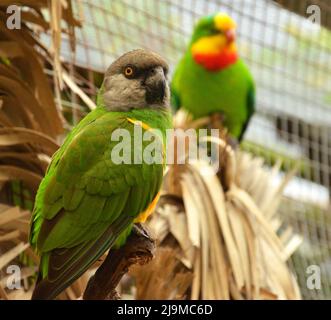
[83,223,155,300]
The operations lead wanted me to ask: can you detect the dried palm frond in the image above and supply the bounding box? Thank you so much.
[131,247,193,300]
[0,203,37,299]
[0,1,80,189]
[131,111,302,300]
[0,1,81,299]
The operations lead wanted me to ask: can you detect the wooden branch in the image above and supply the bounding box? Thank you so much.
[83,223,155,300]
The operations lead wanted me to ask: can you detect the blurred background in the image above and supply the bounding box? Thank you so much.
[0,0,330,299]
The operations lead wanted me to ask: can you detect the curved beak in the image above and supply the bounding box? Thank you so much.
[144,66,167,104]
[225,29,236,43]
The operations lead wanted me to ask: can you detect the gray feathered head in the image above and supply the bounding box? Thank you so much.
[102,49,170,111]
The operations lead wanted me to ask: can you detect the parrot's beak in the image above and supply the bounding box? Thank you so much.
[144,66,167,104]
[225,29,236,43]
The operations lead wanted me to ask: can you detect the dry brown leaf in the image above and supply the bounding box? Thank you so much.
[0,165,42,191]
[0,206,24,226]
[0,127,59,154]
[137,113,302,300]
[0,242,29,269]
[0,230,20,243]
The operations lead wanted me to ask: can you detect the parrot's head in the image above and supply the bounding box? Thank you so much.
[190,12,238,71]
[102,49,170,111]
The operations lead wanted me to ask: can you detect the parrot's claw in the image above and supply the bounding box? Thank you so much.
[133,223,151,240]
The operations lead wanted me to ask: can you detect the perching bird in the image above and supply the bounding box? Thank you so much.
[29,49,172,300]
[171,12,255,141]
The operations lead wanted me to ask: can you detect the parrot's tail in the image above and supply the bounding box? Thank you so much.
[31,217,132,300]
[31,240,112,300]
[31,242,110,300]
[31,271,48,300]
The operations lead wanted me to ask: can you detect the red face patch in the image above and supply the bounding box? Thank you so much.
[193,50,238,71]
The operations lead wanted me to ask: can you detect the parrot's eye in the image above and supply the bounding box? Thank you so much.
[210,28,219,35]
[124,66,135,78]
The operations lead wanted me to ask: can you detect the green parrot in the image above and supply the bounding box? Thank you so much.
[171,12,255,141]
[29,49,172,300]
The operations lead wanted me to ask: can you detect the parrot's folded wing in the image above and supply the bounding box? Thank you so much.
[29,110,164,299]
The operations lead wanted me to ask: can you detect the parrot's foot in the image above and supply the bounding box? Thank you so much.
[83,224,155,300]
[133,223,151,240]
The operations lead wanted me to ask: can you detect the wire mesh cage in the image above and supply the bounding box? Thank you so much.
[51,0,331,299]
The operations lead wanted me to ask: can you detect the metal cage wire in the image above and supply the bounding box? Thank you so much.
[57,0,331,299]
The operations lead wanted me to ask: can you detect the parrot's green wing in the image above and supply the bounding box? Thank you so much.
[30,108,165,299]
[238,83,255,142]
